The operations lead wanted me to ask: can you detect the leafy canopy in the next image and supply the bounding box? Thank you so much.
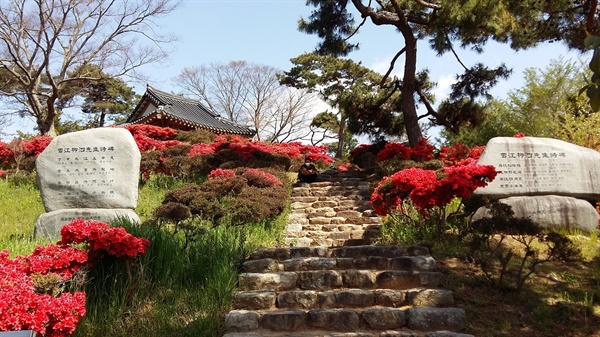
[298,0,599,146]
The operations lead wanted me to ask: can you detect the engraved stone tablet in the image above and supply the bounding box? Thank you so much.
[35,128,141,212]
[34,208,141,240]
[475,137,600,200]
[472,195,599,233]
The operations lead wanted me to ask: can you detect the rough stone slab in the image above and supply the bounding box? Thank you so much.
[292,196,319,203]
[376,271,421,289]
[238,272,297,291]
[380,332,419,337]
[318,289,374,308]
[354,256,390,270]
[362,308,407,329]
[310,217,333,225]
[331,246,409,258]
[407,307,467,332]
[297,270,343,290]
[283,258,337,271]
[390,256,437,271]
[407,289,455,307]
[34,208,140,240]
[472,195,600,233]
[342,270,376,288]
[244,259,282,273]
[260,310,307,331]
[222,333,262,337]
[327,231,351,240]
[36,128,140,212]
[307,309,359,331]
[234,290,276,310]
[277,290,319,309]
[291,202,311,210]
[475,136,600,199]
[425,331,475,337]
[225,310,260,331]
[313,201,339,208]
[285,237,313,247]
[373,289,407,307]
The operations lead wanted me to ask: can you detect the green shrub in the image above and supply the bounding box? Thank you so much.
[467,202,582,292]
[174,129,217,144]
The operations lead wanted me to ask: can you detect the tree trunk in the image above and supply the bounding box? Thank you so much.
[335,113,346,158]
[98,112,106,128]
[37,99,58,137]
[401,34,423,147]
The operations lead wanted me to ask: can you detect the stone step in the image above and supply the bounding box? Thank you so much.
[224,332,474,337]
[234,288,455,311]
[238,270,444,292]
[249,245,431,261]
[225,307,467,334]
[243,255,437,273]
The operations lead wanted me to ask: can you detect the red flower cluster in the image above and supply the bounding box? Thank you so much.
[189,143,218,156]
[0,137,53,170]
[15,245,88,280]
[371,163,497,216]
[376,138,434,163]
[124,125,181,152]
[513,133,526,138]
[124,124,178,140]
[439,143,486,166]
[242,168,283,187]
[58,219,150,259]
[190,134,334,164]
[350,144,373,159]
[208,168,236,180]
[0,250,86,337]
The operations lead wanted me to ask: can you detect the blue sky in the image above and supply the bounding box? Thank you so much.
[2,0,587,139]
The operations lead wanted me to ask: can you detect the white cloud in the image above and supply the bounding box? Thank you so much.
[432,74,456,103]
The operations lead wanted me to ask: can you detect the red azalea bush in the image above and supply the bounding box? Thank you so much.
[208,168,236,180]
[0,137,53,172]
[241,168,283,187]
[190,135,333,165]
[371,163,497,216]
[0,251,87,336]
[58,219,150,259]
[439,143,486,166]
[0,219,151,336]
[16,245,89,280]
[375,138,434,163]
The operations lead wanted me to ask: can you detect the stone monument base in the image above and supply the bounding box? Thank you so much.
[35,208,140,240]
[472,195,599,233]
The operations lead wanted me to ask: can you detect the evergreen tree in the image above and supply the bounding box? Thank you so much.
[298,0,599,146]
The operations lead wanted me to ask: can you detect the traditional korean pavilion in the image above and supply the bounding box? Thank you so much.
[125,85,256,137]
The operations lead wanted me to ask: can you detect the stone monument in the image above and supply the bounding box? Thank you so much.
[34,128,141,239]
[473,136,600,232]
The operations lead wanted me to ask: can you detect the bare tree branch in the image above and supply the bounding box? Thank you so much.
[0,0,178,136]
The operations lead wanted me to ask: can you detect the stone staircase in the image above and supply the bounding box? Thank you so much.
[223,171,472,337]
[285,170,381,247]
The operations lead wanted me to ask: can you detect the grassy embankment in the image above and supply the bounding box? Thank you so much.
[3,174,600,337]
[0,175,288,337]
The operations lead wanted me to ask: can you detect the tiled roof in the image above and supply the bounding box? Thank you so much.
[126,85,256,136]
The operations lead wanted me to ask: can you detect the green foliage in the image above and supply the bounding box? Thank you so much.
[74,217,282,337]
[299,1,600,146]
[0,175,44,241]
[467,202,582,293]
[154,174,289,228]
[583,35,600,111]
[174,129,217,144]
[444,57,600,147]
[279,52,404,154]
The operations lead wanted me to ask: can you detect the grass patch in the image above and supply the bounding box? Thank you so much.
[1,173,287,336]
